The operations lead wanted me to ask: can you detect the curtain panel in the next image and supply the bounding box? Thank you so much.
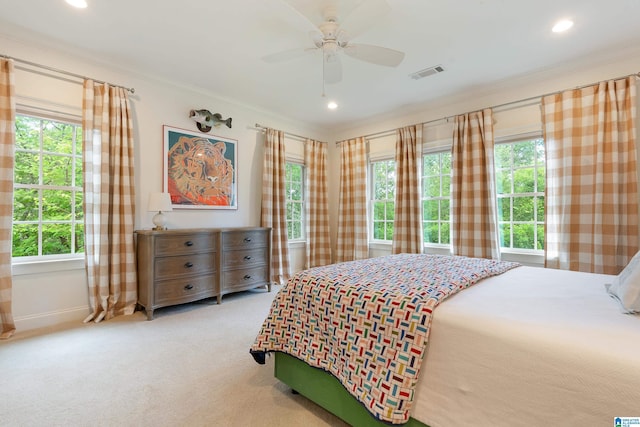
[392,125,423,254]
[261,128,290,284]
[542,76,639,274]
[336,137,368,262]
[82,80,137,323]
[451,108,500,259]
[0,59,16,339]
[304,139,332,268]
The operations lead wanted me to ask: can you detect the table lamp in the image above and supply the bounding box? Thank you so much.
[148,192,173,230]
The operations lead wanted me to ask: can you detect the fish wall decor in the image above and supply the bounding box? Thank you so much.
[189,109,233,132]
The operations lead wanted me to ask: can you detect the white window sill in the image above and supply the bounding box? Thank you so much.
[12,257,85,276]
[499,249,544,267]
[288,240,306,249]
[369,241,391,250]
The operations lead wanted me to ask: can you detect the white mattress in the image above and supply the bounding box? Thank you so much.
[411,266,640,427]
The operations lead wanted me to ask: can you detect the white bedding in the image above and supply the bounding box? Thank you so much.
[411,266,640,427]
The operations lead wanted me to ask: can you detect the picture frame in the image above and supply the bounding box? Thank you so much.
[163,125,237,209]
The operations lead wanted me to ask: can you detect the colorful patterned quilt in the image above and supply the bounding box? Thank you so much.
[250,254,519,424]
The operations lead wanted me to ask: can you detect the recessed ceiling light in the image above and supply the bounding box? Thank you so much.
[327,101,338,110]
[65,0,87,8]
[552,19,573,33]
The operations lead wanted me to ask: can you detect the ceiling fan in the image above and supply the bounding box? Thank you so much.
[263,0,405,84]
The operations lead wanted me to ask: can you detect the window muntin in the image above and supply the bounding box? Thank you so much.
[13,115,84,259]
[422,151,451,245]
[370,160,395,241]
[495,138,545,251]
[285,162,305,241]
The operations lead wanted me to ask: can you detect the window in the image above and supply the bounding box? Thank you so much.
[422,151,451,245]
[494,138,545,251]
[371,160,395,241]
[13,115,84,259]
[285,162,305,241]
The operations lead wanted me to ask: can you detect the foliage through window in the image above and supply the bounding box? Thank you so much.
[495,138,545,251]
[285,162,304,241]
[371,160,395,241]
[422,151,451,245]
[13,115,84,258]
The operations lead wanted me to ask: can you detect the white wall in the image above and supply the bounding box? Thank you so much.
[3,34,328,331]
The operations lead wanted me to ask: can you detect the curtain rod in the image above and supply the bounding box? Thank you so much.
[336,71,640,145]
[1,54,135,94]
[253,123,327,144]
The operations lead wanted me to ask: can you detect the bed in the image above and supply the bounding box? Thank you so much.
[250,254,640,427]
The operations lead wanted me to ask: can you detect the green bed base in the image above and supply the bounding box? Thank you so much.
[274,352,428,427]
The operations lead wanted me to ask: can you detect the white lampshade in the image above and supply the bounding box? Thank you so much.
[148,192,173,230]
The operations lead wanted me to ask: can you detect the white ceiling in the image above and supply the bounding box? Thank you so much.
[1,0,639,130]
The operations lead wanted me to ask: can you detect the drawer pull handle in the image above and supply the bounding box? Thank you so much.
[184,284,194,290]
[243,238,252,243]
[184,262,194,268]
[184,241,194,247]
[244,256,252,260]
[243,275,252,280]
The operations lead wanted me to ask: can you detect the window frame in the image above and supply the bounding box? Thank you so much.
[369,158,396,243]
[421,149,452,247]
[12,112,85,265]
[284,160,306,242]
[494,134,545,254]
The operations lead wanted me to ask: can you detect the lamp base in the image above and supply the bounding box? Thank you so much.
[152,211,167,231]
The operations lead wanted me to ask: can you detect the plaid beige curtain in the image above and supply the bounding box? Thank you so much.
[0,59,16,339]
[451,108,500,259]
[82,80,137,323]
[261,128,290,284]
[304,139,331,268]
[392,125,423,254]
[336,137,368,262]
[542,76,639,274]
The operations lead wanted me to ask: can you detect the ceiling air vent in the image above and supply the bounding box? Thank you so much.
[409,65,445,80]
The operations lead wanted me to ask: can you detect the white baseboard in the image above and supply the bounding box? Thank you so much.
[14,306,89,333]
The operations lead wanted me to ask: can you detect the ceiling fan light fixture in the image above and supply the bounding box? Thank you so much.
[327,101,338,110]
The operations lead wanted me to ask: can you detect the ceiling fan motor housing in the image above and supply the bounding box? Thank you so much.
[319,21,339,39]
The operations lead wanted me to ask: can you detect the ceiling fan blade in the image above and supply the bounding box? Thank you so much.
[262,47,315,63]
[324,54,342,84]
[343,43,405,67]
[340,0,390,39]
[281,0,327,28]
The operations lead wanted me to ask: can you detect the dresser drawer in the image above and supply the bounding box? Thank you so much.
[154,233,217,256]
[155,253,216,278]
[222,230,268,250]
[222,247,268,269]
[222,265,269,291]
[154,274,216,304]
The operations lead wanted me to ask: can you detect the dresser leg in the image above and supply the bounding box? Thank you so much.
[146,308,154,321]
[217,295,222,304]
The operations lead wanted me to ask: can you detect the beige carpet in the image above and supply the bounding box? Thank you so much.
[0,287,349,427]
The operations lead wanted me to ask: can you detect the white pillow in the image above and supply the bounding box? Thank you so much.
[605,251,640,314]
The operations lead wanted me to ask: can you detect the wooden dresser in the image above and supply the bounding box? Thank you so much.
[135,227,271,320]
